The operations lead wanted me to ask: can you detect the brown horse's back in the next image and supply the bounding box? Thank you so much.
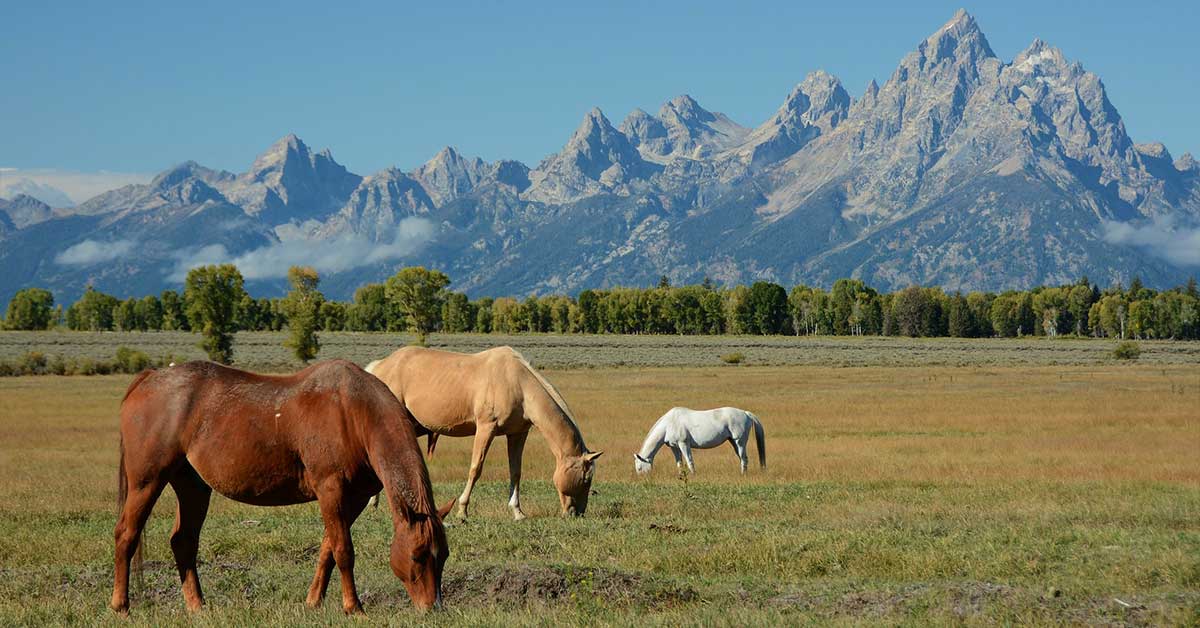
[120,360,393,506]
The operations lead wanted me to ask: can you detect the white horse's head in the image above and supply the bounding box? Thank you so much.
[633,453,652,475]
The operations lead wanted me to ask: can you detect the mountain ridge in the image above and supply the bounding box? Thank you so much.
[2,10,1197,304]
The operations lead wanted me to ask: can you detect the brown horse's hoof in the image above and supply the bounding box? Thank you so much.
[110,603,130,618]
[343,602,366,615]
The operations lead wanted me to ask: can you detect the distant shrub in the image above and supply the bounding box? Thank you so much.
[48,355,68,376]
[1112,341,1141,361]
[20,352,48,375]
[115,347,152,373]
[0,361,15,377]
[720,352,745,365]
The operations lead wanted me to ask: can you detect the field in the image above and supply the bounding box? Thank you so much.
[0,335,1198,625]
[4,330,1200,370]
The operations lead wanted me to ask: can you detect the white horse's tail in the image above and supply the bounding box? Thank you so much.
[748,412,766,469]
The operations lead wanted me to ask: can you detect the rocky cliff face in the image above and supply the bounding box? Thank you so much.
[3,10,1196,304]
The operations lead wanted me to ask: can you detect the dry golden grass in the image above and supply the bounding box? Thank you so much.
[457,365,1200,487]
[0,363,1197,625]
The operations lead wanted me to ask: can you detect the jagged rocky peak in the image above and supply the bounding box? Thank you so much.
[492,160,532,191]
[741,70,849,167]
[1176,153,1198,173]
[412,146,488,206]
[622,95,749,162]
[523,107,656,203]
[920,8,994,65]
[619,108,669,148]
[558,107,646,178]
[0,193,54,229]
[225,133,361,224]
[794,70,851,131]
[659,94,715,125]
[1135,142,1172,161]
[150,160,235,190]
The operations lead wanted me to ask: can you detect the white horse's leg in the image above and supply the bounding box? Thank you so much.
[679,443,696,474]
[732,437,749,474]
[668,444,683,473]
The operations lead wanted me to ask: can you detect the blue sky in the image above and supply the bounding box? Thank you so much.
[3,0,1198,179]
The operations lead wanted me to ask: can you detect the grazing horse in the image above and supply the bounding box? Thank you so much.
[633,407,765,475]
[366,346,602,520]
[111,360,454,616]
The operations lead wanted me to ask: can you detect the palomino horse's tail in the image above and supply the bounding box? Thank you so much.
[119,369,154,586]
[748,412,766,469]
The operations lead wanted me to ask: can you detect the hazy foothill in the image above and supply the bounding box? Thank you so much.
[1,7,1199,627]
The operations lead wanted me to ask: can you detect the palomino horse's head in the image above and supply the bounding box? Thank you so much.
[553,451,603,516]
[390,497,455,610]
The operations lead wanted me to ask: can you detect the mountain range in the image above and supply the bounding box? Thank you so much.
[2,9,1197,304]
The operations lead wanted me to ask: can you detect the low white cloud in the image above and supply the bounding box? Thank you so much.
[0,168,151,205]
[168,217,436,281]
[1101,217,1200,267]
[55,239,136,265]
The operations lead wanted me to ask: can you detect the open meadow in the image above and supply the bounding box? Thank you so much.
[0,336,1198,625]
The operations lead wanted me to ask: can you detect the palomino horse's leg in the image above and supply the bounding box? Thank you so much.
[111,479,168,615]
[505,430,530,521]
[457,423,496,519]
[315,485,370,614]
[168,465,212,612]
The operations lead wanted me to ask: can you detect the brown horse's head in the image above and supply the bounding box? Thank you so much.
[390,498,455,610]
[553,451,603,516]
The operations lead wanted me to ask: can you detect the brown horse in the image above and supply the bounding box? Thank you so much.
[366,346,602,520]
[111,360,454,616]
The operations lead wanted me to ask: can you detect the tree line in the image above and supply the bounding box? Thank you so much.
[5,267,1199,363]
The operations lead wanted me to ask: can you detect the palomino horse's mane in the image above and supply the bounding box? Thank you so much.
[509,349,587,450]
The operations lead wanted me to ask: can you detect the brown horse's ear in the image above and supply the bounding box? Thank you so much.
[583,451,603,463]
[436,496,457,521]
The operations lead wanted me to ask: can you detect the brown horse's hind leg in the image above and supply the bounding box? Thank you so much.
[315,484,370,614]
[168,465,212,612]
[111,479,168,615]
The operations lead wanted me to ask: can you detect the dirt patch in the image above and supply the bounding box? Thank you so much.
[648,523,687,534]
[442,564,697,607]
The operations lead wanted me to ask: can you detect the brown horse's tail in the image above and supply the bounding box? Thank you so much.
[426,433,439,458]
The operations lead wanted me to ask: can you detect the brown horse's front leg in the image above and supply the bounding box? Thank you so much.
[168,469,212,612]
[316,486,370,614]
[305,534,334,608]
[457,423,496,519]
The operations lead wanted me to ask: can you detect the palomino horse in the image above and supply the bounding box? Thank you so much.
[633,407,765,475]
[365,346,602,520]
[111,360,454,616]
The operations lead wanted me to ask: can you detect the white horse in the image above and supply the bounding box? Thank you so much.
[633,407,765,475]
